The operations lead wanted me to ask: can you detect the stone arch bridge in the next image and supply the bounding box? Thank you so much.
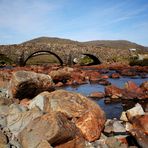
[0,43,130,66]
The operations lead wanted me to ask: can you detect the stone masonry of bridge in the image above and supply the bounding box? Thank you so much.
[0,42,131,66]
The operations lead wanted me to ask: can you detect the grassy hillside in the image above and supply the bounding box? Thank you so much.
[22,37,148,53]
[84,40,148,53]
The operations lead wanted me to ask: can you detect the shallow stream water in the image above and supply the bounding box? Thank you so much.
[63,75,148,119]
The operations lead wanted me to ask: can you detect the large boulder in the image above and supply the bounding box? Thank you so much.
[29,90,106,142]
[18,112,78,148]
[8,70,55,99]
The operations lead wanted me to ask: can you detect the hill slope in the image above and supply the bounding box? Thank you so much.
[22,37,148,53]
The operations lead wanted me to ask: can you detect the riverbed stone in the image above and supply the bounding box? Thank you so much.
[29,90,106,142]
[131,114,148,134]
[7,106,43,136]
[105,137,128,148]
[49,67,72,84]
[110,73,120,79]
[104,119,126,134]
[120,111,128,122]
[89,91,105,99]
[18,112,78,148]
[140,81,148,92]
[8,70,55,99]
[105,85,123,99]
[130,129,148,148]
[126,103,145,121]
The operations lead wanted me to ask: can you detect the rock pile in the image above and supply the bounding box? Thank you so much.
[0,70,106,147]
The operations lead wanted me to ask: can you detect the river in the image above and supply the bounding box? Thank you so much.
[63,74,148,119]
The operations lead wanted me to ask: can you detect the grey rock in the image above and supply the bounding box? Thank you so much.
[7,106,43,137]
[0,105,9,116]
[9,140,22,148]
[104,119,126,134]
[9,104,28,114]
[8,70,55,99]
[0,115,7,128]
[105,137,128,148]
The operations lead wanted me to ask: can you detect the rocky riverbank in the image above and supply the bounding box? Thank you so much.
[0,64,148,147]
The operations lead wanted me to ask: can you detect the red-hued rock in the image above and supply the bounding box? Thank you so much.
[71,72,86,85]
[18,112,78,148]
[49,67,72,83]
[131,114,148,134]
[89,91,105,99]
[8,70,55,99]
[75,111,104,142]
[20,98,30,107]
[29,90,106,142]
[140,81,148,92]
[87,71,101,82]
[121,69,136,77]
[105,85,123,99]
[110,73,120,79]
[55,82,64,87]
[123,81,147,100]
[98,80,111,86]
[130,129,148,148]
[101,75,109,79]
[124,81,142,93]
[55,136,86,148]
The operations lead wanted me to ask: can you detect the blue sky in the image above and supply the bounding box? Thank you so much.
[0,0,148,46]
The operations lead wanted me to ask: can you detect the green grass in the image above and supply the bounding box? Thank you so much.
[26,54,59,65]
[79,56,94,65]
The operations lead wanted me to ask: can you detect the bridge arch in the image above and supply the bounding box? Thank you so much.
[23,50,63,66]
[0,54,13,65]
[83,54,101,65]
[73,53,101,65]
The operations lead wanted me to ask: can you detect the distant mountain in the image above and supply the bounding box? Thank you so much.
[22,37,79,45]
[22,37,148,53]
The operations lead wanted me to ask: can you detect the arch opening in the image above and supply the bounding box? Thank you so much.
[73,54,101,65]
[23,51,63,66]
[0,54,13,66]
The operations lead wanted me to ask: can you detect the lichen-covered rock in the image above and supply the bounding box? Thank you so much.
[8,70,55,99]
[7,106,43,136]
